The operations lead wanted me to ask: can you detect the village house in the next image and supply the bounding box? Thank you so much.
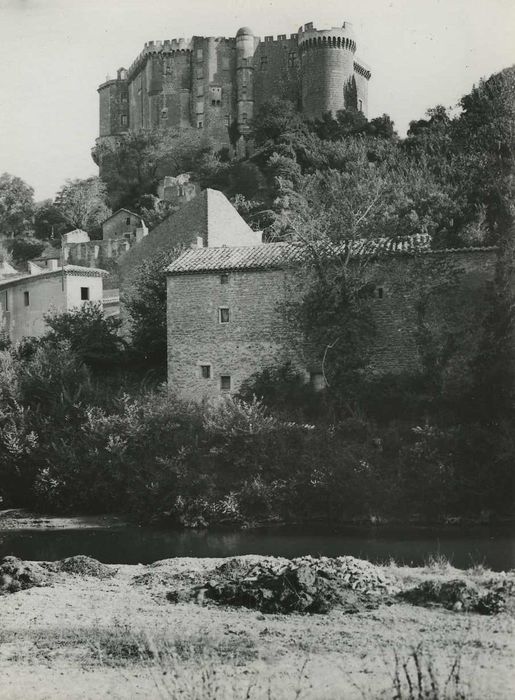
[0,258,108,344]
[166,240,498,401]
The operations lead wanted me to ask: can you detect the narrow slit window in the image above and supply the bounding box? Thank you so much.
[200,365,211,379]
[220,375,231,392]
[219,307,230,323]
[376,287,384,300]
[81,287,90,301]
[23,291,29,306]
[220,273,229,285]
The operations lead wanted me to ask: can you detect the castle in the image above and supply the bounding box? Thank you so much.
[96,21,371,150]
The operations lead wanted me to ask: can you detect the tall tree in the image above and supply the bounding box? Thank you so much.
[0,173,35,238]
[54,177,111,237]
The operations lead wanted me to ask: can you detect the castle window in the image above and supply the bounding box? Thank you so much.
[23,291,29,307]
[212,100,216,106]
[80,287,90,301]
[242,112,247,124]
[224,115,230,126]
[220,375,231,392]
[219,307,230,323]
[196,84,204,97]
[121,115,128,126]
[196,48,203,61]
[126,217,131,226]
[200,364,211,379]
[358,99,363,112]
[216,100,221,106]
[197,120,203,128]
[241,86,247,96]
[196,68,203,79]
[260,56,268,70]
[220,273,229,284]
[376,287,384,299]
[121,93,128,102]
[288,51,297,67]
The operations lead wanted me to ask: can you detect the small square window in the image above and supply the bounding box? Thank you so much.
[220,375,231,392]
[23,291,29,306]
[197,120,203,129]
[220,274,229,285]
[200,365,211,379]
[219,307,230,323]
[81,287,90,301]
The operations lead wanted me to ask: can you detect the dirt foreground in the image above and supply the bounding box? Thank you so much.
[0,555,513,700]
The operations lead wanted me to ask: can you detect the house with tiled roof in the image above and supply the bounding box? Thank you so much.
[0,263,108,343]
[167,239,498,401]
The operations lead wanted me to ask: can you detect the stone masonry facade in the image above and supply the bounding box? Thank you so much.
[167,244,498,401]
[96,20,370,155]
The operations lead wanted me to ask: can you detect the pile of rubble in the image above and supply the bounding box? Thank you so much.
[400,578,507,615]
[0,556,52,594]
[168,555,399,614]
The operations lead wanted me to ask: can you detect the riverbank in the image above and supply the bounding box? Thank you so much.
[0,555,513,699]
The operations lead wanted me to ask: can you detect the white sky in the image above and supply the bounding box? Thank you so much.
[0,0,514,201]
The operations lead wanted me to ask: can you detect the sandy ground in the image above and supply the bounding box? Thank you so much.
[0,556,514,700]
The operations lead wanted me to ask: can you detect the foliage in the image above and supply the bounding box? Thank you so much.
[33,200,68,240]
[123,248,182,376]
[54,177,111,238]
[0,173,35,238]
[43,303,126,372]
[4,236,45,264]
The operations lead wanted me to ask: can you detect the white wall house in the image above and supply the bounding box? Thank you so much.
[0,264,108,343]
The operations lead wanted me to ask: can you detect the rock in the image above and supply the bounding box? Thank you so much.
[55,555,117,579]
[0,556,51,594]
[400,578,506,615]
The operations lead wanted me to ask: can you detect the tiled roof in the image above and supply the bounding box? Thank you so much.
[167,236,431,274]
[167,236,497,274]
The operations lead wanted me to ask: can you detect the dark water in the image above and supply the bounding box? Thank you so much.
[0,524,514,571]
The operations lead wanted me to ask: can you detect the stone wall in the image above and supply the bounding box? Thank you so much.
[167,249,498,401]
[167,269,304,401]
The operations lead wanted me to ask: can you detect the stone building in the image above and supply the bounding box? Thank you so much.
[95,20,371,155]
[166,241,498,401]
[0,262,108,344]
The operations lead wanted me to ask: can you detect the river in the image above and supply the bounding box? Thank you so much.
[0,517,513,571]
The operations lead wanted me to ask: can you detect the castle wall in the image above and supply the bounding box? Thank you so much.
[97,21,372,147]
[167,249,498,401]
[253,36,301,110]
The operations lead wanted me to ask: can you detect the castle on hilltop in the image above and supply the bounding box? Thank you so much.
[96,20,371,150]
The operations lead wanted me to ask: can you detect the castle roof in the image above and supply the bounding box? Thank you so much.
[236,26,254,37]
[0,265,108,291]
[101,208,144,225]
[167,237,497,275]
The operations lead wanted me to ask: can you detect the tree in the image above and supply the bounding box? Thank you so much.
[33,200,68,240]
[123,249,182,376]
[5,237,45,264]
[54,177,111,237]
[251,98,307,147]
[43,303,126,372]
[0,173,35,238]
[97,128,215,211]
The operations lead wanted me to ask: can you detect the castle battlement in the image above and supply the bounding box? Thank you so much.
[97,19,371,148]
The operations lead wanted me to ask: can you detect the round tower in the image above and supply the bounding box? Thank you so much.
[298,22,357,120]
[235,27,255,134]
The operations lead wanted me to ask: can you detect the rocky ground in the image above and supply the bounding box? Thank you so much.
[0,553,514,699]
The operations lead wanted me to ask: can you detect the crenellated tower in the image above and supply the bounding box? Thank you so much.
[94,20,371,165]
